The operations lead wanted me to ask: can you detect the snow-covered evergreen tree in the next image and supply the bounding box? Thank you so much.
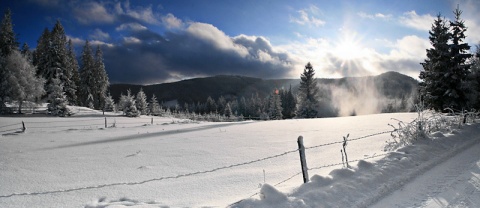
[136,88,148,115]
[2,51,45,113]
[21,43,32,63]
[149,94,162,116]
[33,28,50,77]
[297,62,320,118]
[104,92,116,112]
[268,89,283,120]
[122,90,139,117]
[47,76,71,116]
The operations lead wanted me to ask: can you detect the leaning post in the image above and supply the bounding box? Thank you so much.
[297,136,309,183]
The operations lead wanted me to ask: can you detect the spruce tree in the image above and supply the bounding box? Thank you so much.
[104,92,116,112]
[136,88,148,115]
[93,45,109,109]
[297,62,320,118]
[122,89,139,117]
[67,39,80,105]
[33,28,50,77]
[0,8,19,110]
[21,43,32,63]
[224,102,232,117]
[445,6,471,110]
[47,76,71,116]
[420,14,451,111]
[79,40,95,107]
[0,9,18,57]
[281,86,297,119]
[149,94,162,116]
[268,89,283,120]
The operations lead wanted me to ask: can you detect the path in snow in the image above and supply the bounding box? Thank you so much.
[371,135,480,208]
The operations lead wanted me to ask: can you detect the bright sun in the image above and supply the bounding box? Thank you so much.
[335,35,363,61]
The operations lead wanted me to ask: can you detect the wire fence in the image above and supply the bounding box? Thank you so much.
[0,122,395,208]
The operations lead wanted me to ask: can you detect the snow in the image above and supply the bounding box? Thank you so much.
[0,111,479,207]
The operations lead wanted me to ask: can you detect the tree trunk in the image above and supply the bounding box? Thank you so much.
[18,100,23,114]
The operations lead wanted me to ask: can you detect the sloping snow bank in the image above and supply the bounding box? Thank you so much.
[234,124,480,208]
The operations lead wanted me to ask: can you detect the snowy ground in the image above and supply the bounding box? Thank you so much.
[0,109,478,207]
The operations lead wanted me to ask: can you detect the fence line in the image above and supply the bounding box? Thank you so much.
[1,118,395,207]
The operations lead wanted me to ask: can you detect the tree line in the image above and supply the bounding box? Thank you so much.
[0,9,109,116]
[420,6,480,112]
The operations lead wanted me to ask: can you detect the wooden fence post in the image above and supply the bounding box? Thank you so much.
[297,136,309,183]
[105,117,107,128]
[22,121,26,132]
[151,117,153,125]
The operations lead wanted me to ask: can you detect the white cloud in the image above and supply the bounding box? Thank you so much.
[290,5,326,27]
[121,0,160,25]
[399,11,435,31]
[116,23,147,31]
[186,22,248,56]
[357,12,392,20]
[90,28,110,41]
[73,1,116,24]
[162,13,184,29]
[123,36,141,44]
[66,35,114,47]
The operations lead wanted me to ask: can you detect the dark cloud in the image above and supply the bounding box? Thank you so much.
[103,23,294,84]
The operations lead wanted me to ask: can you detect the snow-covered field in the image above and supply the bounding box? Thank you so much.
[0,109,479,207]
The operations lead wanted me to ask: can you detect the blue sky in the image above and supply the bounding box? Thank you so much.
[2,0,480,84]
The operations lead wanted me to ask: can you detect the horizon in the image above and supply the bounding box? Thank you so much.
[2,0,479,85]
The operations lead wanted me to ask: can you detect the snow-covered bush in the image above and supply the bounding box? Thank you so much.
[385,102,475,150]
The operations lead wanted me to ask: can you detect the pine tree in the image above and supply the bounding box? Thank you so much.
[217,96,226,114]
[445,6,472,110]
[281,86,297,119]
[67,39,80,105]
[136,88,148,115]
[79,40,95,107]
[47,76,71,116]
[268,89,283,120]
[0,9,18,57]
[468,45,480,109]
[420,14,451,111]
[93,45,109,109]
[297,62,320,118]
[149,94,162,116]
[33,28,50,77]
[2,51,45,113]
[0,8,19,111]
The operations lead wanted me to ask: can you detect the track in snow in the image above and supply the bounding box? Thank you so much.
[372,137,480,208]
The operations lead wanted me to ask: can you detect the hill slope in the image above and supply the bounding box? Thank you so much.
[109,71,418,108]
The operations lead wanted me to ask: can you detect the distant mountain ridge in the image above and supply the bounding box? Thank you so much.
[109,71,418,108]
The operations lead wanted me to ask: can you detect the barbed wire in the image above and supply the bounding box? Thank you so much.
[0,147,299,199]
[305,130,393,150]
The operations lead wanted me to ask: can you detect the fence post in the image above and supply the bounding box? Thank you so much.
[105,117,107,128]
[297,136,309,183]
[22,121,26,132]
[151,117,153,125]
